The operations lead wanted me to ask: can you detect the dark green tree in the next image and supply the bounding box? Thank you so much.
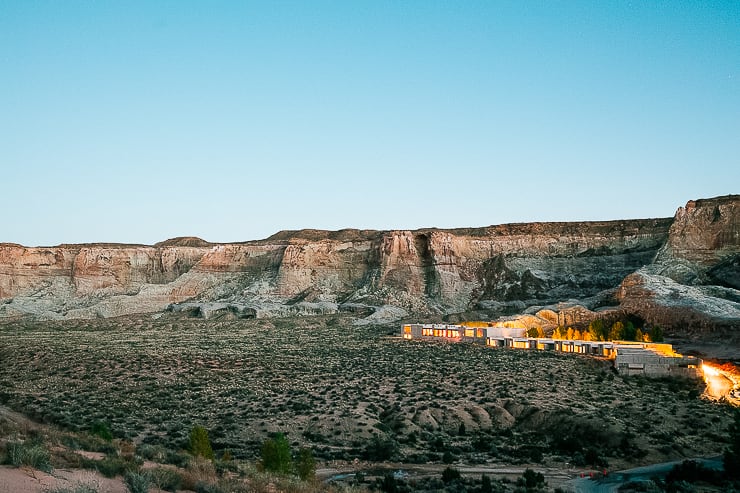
[441,466,461,483]
[91,421,113,441]
[519,468,545,489]
[588,319,606,341]
[261,433,292,474]
[481,474,493,493]
[724,409,740,479]
[442,450,455,464]
[380,473,398,493]
[609,321,625,341]
[623,320,637,341]
[188,425,214,460]
[649,325,664,342]
[296,447,316,481]
[362,434,398,461]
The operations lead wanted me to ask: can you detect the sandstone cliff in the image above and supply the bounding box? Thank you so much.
[615,195,740,333]
[1,196,738,333]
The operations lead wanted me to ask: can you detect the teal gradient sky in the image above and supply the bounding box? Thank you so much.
[2,1,738,246]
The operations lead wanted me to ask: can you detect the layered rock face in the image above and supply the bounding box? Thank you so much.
[616,195,740,333]
[653,195,740,287]
[1,196,738,332]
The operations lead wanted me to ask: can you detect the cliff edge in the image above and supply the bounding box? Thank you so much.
[1,196,738,336]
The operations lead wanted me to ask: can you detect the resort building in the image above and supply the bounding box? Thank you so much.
[401,323,703,378]
[613,343,702,378]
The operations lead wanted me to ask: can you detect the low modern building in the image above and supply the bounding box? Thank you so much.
[401,323,527,343]
[614,343,702,378]
[401,323,702,379]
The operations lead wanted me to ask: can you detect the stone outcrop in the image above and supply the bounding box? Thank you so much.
[653,195,740,287]
[616,270,740,332]
[613,195,740,334]
[1,196,738,332]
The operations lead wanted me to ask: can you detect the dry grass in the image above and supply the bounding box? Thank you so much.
[0,313,735,471]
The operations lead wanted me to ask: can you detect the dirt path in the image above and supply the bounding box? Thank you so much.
[0,466,129,493]
[319,462,577,489]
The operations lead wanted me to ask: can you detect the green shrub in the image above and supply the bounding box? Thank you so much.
[518,468,545,489]
[481,474,493,493]
[261,433,292,474]
[5,441,52,473]
[124,471,151,493]
[194,481,225,493]
[89,455,140,478]
[380,473,398,493]
[136,443,167,462]
[296,447,316,481]
[149,467,183,492]
[666,459,722,485]
[724,409,740,479]
[361,434,398,461]
[189,425,214,460]
[90,421,113,441]
[442,466,461,483]
[442,450,455,464]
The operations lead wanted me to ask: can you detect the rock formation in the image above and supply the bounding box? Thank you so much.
[615,195,740,334]
[1,196,738,334]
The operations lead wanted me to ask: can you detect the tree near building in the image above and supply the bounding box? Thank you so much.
[609,321,625,341]
[552,326,566,339]
[296,448,316,481]
[527,326,545,338]
[261,433,293,474]
[623,320,637,341]
[188,425,214,460]
[588,319,606,341]
[649,325,664,342]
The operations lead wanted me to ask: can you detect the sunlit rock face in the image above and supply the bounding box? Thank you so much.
[614,195,740,333]
[653,195,740,287]
[375,221,671,314]
[0,196,737,331]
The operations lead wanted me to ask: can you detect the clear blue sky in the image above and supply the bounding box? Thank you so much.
[1,1,738,246]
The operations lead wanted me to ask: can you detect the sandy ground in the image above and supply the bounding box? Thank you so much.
[0,466,128,493]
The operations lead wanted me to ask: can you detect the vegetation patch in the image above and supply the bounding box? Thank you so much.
[0,313,735,477]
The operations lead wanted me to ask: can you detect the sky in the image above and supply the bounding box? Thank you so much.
[1,1,738,246]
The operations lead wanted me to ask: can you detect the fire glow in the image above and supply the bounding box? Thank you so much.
[702,363,740,405]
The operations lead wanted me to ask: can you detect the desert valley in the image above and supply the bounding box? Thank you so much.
[0,195,738,492]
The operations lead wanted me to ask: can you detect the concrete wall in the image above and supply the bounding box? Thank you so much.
[615,349,702,378]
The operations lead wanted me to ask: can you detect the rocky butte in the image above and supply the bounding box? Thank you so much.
[0,195,738,341]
